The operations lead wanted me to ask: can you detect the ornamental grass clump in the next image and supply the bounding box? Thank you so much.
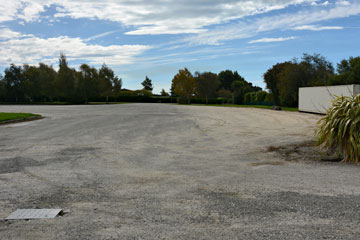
[316,95,360,164]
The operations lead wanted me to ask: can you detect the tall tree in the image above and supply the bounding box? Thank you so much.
[300,53,334,86]
[77,64,99,103]
[195,71,219,103]
[172,68,196,104]
[22,64,39,102]
[263,62,292,105]
[331,57,360,85]
[0,75,5,101]
[160,89,169,96]
[55,53,77,101]
[141,76,153,91]
[98,64,115,102]
[3,64,26,102]
[218,70,243,91]
[37,63,57,101]
[277,62,306,107]
[112,77,122,97]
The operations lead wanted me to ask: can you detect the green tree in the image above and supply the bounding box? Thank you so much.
[160,89,169,96]
[141,76,153,91]
[255,91,268,102]
[22,64,39,101]
[112,77,122,97]
[277,62,305,107]
[55,53,77,101]
[231,80,245,104]
[300,53,334,86]
[263,62,291,105]
[172,68,196,104]
[3,64,26,102]
[98,64,115,102]
[331,57,360,85]
[264,53,334,107]
[217,89,232,103]
[195,71,219,103]
[77,64,99,103]
[218,70,245,91]
[37,63,57,101]
[0,75,5,101]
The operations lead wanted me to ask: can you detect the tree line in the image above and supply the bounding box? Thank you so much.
[264,54,360,107]
[0,54,124,103]
[171,68,262,104]
[170,53,360,106]
[1,53,359,106]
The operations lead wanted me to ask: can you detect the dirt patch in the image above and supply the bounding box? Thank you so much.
[200,189,360,222]
[0,157,44,174]
[267,140,342,163]
[249,161,286,167]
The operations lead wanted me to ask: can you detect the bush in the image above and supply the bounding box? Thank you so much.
[316,95,360,163]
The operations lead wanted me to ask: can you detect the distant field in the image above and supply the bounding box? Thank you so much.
[191,104,298,112]
[0,112,41,122]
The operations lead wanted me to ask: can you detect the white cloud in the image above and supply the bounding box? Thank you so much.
[1,0,315,35]
[0,28,23,40]
[183,1,360,45]
[249,37,296,44]
[293,25,344,31]
[311,1,329,6]
[0,29,151,66]
[337,1,350,6]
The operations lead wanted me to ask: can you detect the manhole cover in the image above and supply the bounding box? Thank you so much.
[5,209,62,220]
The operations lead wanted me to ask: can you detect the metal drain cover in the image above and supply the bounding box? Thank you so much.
[5,209,62,220]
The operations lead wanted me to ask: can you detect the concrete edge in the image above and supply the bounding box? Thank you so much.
[0,116,44,125]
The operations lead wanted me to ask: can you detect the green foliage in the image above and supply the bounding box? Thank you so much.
[99,64,117,101]
[256,91,268,102]
[113,77,122,96]
[217,70,260,104]
[264,53,335,107]
[0,77,5,100]
[330,57,360,85]
[76,64,99,103]
[244,91,271,105]
[195,71,219,103]
[172,68,196,104]
[263,62,290,105]
[316,95,360,164]
[0,54,123,103]
[0,112,40,122]
[217,89,232,103]
[218,70,244,91]
[55,53,77,101]
[141,76,153,91]
[160,89,170,96]
[277,62,305,107]
[3,64,26,102]
[264,92,274,104]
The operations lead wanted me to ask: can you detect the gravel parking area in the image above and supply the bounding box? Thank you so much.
[0,103,359,239]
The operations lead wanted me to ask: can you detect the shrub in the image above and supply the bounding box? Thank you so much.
[315,95,360,163]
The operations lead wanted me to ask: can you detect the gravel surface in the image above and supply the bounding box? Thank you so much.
[0,103,360,239]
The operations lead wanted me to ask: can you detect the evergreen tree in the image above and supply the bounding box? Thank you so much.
[142,76,153,91]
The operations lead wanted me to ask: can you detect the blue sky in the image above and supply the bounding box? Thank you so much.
[0,0,360,93]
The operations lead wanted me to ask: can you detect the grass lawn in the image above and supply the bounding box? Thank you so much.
[0,112,41,122]
[191,104,298,112]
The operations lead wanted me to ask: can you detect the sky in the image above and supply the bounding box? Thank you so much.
[0,0,360,93]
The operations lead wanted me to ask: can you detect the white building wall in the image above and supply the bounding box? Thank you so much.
[298,84,360,114]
